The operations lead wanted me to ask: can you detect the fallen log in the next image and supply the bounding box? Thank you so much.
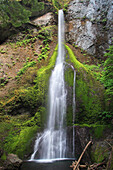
[71,141,92,170]
[74,141,92,170]
[70,141,107,170]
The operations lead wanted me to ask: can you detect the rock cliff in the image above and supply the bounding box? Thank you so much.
[66,0,113,58]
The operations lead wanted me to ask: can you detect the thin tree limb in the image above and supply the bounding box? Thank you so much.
[73,141,92,170]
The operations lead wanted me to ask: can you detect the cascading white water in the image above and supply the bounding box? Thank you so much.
[72,70,76,156]
[30,10,67,160]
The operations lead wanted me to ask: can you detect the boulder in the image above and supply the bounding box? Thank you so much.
[31,12,54,27]
[3,154,22,170]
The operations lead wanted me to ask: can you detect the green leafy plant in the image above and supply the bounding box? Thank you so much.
[0,63,3,66]
[102,18,107,23]
[98,111,113,123]
[0,0,31,27]
[12,61,15,66]
[17,61,37,77]
[6,63,12,68]
[101,43,113,115]
[10,56,14,60]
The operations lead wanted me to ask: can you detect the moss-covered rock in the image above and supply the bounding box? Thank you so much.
[65,45,105,124]
[91,141,109,163]
[64,64,74,126]
[4,126,38,159]
[0,114,38,160]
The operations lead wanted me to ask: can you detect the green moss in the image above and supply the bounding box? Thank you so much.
[33,45,57,103]
[51,0,70,11]
[64,66,74,86]
[23,107,46,128]
[79,124,105,139]
[0,45,58,158]
[38,107,47,128]
[17,61,36,77]
[93,125,105,139]
[65,45,104,124]
[36,44,58,77]
[4,126,38,159]
[76,77,102,122]
[65,45,87,71]
[92,143,109,163]
[66,106,73,126]
[1,152,7,161]
[0,113,40,158]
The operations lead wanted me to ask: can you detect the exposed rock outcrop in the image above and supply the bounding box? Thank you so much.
[66,0,113,58]
[31,12,55,26]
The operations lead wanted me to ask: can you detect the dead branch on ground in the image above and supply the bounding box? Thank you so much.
[70,141,92,170]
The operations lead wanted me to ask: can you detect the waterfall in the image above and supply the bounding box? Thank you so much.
[30,10,77,162]
[72,70,76,156]
[30,10,67,160]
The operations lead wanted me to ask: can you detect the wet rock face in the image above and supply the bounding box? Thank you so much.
[67,126,91,163]
[66,0,113,58]
[67,126,113,166]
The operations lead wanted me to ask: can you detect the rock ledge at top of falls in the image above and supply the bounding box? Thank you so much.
[66,0,113,58]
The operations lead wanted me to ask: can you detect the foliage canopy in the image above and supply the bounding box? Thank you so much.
[101,43,113,112]
[0,0,44,27]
